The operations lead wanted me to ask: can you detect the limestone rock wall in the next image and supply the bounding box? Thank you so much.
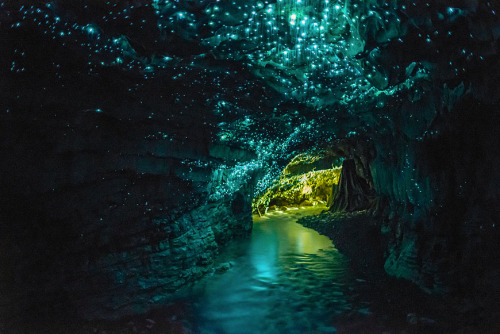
[371,96,500,294]
[0,104,256,323]
[338,0,500,294]
[0,2,267,322]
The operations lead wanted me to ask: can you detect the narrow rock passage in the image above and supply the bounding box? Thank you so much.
[33,208,482,334]
[186,206,366,333]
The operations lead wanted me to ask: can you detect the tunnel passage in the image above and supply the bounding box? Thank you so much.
[252,140,376,216]
[1,0,499,331]
[252,151,342,215]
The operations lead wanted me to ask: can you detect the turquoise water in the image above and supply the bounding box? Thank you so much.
[188,207,369,333]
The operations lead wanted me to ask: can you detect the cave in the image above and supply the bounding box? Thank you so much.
[252,151,343,215]
[0,0,499,333]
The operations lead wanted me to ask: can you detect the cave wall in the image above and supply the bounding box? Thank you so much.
[370,95,500,294]
[0,46,260,324]
[362,25,500,294]
[322,1,500,294]
[0,101,257,322]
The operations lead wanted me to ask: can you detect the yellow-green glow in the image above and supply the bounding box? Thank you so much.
[253,154,341,215]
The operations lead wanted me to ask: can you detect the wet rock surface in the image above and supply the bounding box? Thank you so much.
[299,211,385,276]
[298,211,500,333]
[0,86,257,324]
[253,151,342,214]
[0,0,499,330]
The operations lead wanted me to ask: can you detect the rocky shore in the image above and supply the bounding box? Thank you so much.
[297,211,500,334]
[298,211,384,276]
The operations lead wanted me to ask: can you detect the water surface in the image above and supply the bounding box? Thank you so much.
[187,207,369,333]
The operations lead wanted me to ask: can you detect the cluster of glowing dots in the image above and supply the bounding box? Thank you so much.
[199,0,368,103]
[6,2,182,79]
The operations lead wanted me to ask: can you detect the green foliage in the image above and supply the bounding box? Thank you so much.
[253,165,340,215]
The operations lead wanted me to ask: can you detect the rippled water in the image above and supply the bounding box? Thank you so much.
[187,207,369,333]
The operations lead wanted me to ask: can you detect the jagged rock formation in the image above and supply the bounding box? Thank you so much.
[0,101,257,322]
[329,159,373,212]
[253,153,341,213]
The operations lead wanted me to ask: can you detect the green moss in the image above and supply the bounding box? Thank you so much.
[283,153,323,174]
[253,166,341,215]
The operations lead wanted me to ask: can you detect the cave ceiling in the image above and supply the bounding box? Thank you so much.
[2,0,498,194]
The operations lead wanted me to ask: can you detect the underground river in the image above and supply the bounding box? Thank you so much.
[28,206,461,333]
[164,207,465,334]
[185,206,370,333]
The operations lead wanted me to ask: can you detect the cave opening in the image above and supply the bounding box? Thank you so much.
[250,137,378,218]
[252,150,343,216]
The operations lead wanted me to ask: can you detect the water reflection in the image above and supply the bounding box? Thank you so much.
[190,207,361,334]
